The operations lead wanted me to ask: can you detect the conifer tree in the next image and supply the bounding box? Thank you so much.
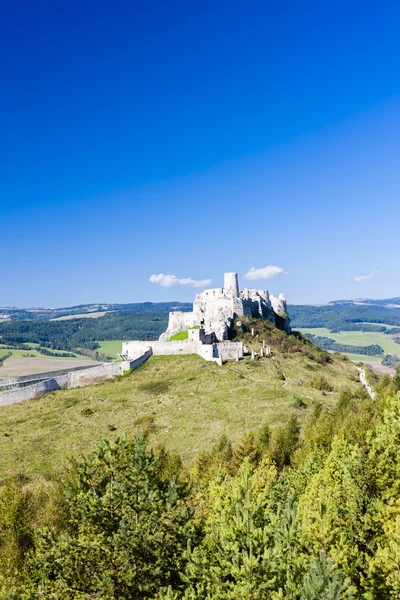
[300,552,354,599]
[182,458,304,599]
[23,433,192,599]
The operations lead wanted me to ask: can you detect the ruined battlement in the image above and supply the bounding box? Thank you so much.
[160,272,290,342]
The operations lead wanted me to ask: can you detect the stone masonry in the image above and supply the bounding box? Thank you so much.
[160,272,290,341]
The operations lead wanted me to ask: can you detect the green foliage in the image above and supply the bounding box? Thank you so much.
[183,458,304,599]
[22,433,192,598]
[2,361,400,597]
[300,552,354,599]
[310,373,334,392]
[0,352,12,367]
[268,415,301,469]
[297,439,367,581]
[0,302,192,351]
[289,303,400,330]
[382,354,400,368]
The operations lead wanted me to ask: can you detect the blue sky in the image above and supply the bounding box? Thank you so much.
[1,1,399,307]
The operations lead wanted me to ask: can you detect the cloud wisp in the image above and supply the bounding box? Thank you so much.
[149,273,212,289]
[354,270,378,283]
[244,265,284,281]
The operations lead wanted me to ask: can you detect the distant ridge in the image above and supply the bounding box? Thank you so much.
[327,297,400,308]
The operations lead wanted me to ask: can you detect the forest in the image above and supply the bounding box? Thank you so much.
[0,304,191,351]
[0,367,400,598]
[289,303,400,330]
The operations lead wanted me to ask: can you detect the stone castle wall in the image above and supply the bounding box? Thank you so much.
[123,340,244,363]
[0,365,99,391]
[0,350,152,407]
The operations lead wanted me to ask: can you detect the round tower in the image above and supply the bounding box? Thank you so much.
[224,272,239,297]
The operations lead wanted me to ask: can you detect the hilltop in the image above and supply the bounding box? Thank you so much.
[0,320,366,479]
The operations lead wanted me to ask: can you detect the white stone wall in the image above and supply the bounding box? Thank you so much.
[159,311,198,341]
[0,378,63,406]
[123,340,200,358]
[0,352,153,407]
[215,342,244,360]
[196,345,215,361]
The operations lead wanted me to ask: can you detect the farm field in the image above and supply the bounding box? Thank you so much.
[51,311,110,321]
[0,343,95,378]
[96,340,125,358]
[295,326,400,363]
[0,357,99,377]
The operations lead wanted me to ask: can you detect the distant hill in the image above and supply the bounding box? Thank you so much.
[289,297,400,330]
[0,302,192,322]
[328,297,400,308]
[0,302,193,358]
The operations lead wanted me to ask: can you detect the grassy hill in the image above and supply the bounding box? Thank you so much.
[0,322,365,480]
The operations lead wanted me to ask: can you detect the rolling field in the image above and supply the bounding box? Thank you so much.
[0,357,99,377]
[295,326,400,364]
[0,352,363,478]
[96,340,125,357]
[0,344,94,377]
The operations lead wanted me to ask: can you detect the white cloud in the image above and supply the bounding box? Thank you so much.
[149,274,212,289]
[244,265,284,281]
[354,270,378,283]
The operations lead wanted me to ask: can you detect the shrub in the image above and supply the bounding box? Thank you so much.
[310,374,333,392]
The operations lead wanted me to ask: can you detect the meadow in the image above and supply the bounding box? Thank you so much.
[295,326,400,363]
[95,339,125,357]
[0,350,362,479]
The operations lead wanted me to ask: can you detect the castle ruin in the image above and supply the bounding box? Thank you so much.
[160,272,291,342]
[122,272,290,364]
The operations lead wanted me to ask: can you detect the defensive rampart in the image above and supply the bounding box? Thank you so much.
[0,350,152,407]
[0,365,98,391]
[122,340,244,363]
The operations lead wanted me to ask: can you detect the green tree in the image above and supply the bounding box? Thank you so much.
[300,552,354,599]
[183,458,304,599]
[269,415,301,469]
[364,392,400,597]
[297,438,367,586]
[23,433,192,599]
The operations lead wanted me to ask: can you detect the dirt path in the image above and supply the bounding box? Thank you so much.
[357,367,376,399]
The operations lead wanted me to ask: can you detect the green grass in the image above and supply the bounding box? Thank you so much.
[169,326,200,342]
[0,350,362,479]
[95,340,125,358]
[0,344,91,363]
[296,327,400,359]
[342,353,381,363]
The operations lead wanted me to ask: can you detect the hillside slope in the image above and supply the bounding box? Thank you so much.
[0,325,364,479]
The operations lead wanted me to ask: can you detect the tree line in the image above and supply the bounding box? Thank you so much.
[290,304,400,330]
[0,309,178,351]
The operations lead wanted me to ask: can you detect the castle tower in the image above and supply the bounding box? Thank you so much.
[224,272,239,297]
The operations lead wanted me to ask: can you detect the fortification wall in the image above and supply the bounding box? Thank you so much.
[160,311,198,341]
[0,364,97,391]
[0,351,152,407]
[123,340,199,358]
[196,345,215,361]
[0,378,62,406]
[215,342,244,360]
